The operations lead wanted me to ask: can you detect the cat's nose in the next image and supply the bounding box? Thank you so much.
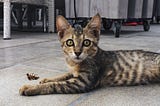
[75,52,81,57]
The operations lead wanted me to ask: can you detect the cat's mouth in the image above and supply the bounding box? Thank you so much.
[73,56,83,62]
[70,55,86,63]
[69,53,87,63]
[76,56,80,59]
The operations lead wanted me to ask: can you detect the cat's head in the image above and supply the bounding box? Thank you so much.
[56,14,101,63]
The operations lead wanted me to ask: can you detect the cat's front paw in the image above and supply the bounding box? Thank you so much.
[39,78,49,84]
[19,85,35,96]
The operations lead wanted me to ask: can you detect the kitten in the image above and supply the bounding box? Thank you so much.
[19,14,160,96]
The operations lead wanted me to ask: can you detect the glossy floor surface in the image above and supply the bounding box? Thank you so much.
[0,25,160,106]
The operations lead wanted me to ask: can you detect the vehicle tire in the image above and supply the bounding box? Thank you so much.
[143,21,150,31]
[102,19,112,30]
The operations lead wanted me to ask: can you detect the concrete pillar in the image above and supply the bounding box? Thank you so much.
[42,7,47,32]
[3,0,11,40]
[48,0,55,33]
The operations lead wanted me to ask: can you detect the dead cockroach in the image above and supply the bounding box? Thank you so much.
[26,73,39,80]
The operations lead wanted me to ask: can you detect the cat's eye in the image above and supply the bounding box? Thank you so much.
[66,39,74,47]
[83,39,91,47]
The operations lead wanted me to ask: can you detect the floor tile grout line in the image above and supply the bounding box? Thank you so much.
[0,39,57,49]
[67,92,93,106]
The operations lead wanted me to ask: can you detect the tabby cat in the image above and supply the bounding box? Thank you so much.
[19,14,160,96]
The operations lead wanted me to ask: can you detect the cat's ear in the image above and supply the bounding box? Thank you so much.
[56,15,71,39]
[85,13,101,38]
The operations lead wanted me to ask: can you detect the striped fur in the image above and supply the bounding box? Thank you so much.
[19,14,160,96]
